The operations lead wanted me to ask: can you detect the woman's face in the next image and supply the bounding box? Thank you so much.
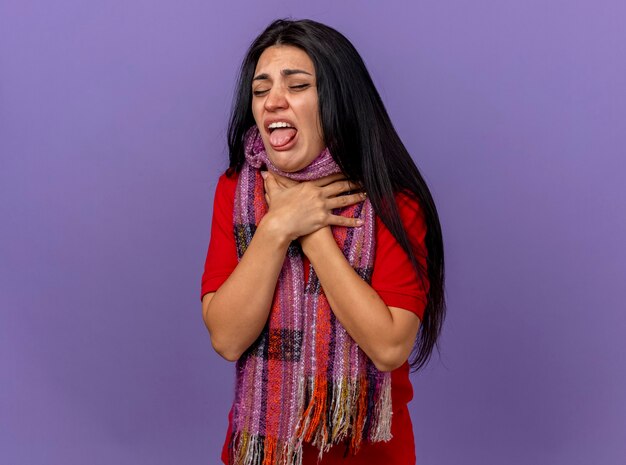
[251,45,325,172]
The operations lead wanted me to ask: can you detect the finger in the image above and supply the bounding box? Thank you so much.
[327,192,367,209]
[263,171,280,192]
[309,172,348,187]
[326,213,364,228]
[323,179,364,197]
[264,192,270,205]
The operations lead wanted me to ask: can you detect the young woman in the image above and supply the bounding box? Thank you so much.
[200,18,446,465]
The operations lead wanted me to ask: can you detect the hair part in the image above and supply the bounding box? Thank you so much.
[226,18,446,372]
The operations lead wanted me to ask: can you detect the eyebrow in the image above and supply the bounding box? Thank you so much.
[252,69,313,81]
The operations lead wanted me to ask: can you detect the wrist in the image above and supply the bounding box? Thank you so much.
[258,213,293,249]
[300,226,333,256]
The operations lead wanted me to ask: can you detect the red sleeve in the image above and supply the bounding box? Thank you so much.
[370,191,429,320]
[200,171,239,301]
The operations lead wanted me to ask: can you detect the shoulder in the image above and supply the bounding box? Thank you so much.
[395,190,424,219]
[219,168,239,190]
[374,190,428,260]
[384,190,427,235]
[214,169,239,202]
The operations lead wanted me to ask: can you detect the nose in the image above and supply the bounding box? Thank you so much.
[264,85,288,111]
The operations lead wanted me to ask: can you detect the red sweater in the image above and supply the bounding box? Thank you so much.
[201,170,429,465]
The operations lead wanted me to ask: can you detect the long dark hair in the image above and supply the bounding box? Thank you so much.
[225,18,446,372]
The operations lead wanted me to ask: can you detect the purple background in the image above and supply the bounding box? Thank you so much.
[1,1,625,464]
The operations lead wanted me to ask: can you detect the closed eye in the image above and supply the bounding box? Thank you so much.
[253,84,310,96]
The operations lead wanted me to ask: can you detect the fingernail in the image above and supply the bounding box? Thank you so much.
[356,219,364,226]
[260,171,268,179]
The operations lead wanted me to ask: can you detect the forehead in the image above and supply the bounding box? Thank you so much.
[254,45,315,75]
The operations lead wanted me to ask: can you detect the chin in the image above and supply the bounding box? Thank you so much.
[268,150,311,173]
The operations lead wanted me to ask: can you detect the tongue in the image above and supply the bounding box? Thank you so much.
[269,127,297,147]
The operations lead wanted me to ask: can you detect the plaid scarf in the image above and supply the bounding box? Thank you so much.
[228,125,392,465]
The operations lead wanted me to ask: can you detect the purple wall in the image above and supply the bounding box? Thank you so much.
[1,1,624,464]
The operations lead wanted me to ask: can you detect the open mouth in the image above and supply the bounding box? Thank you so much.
[268,125,298,149]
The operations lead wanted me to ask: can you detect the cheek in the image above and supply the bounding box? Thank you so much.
[310,103,322,138]
[251,100,264,121]
[315,111,323,136]
[310,112,324,142]
[302,105,321,136]
[251,104,260,123]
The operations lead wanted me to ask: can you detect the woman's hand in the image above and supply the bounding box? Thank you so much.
[261,170,366,242]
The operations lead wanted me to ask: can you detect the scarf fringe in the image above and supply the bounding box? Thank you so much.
[230,430,303,465]
[230,373,392,465]
[369,375,393,442]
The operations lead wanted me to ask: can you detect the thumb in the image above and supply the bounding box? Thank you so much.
[261,170,279,192]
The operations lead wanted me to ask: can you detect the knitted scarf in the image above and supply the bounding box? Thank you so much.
[228,125,392,465]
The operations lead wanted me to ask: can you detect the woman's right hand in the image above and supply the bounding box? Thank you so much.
[260,170,367,242]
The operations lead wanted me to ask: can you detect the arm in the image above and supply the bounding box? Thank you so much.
[300,227,421,372]
[202,213,292,362]
[202,171,364,362]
